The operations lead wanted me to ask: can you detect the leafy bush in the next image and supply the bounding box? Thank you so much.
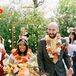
[57,0,76,37]
[0,9,47,54]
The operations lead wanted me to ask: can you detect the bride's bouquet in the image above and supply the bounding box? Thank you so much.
[3,63,31,76]
[3,53,40,76]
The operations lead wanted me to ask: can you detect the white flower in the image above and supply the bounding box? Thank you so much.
[10,45,11,47]
[48,54,54,58]
[8,39,11,43]
[56,40,61,44]
[46,45,50,48]
[56,48,61,55]
[13,67,19,73]
[45,35,50,40]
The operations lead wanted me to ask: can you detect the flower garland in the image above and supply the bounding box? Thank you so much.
[12,49,32,64]
[45,33,62,64]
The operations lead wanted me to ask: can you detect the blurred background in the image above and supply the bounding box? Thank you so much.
[0,0,76,54]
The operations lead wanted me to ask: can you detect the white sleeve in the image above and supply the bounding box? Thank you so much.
[68,44,76,57]
[68,44,76,51]
[9,54,16,63]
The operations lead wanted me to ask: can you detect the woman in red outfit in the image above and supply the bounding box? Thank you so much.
[0,36,6,76]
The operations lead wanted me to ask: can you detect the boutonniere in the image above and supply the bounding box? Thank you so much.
[45,33,62,64]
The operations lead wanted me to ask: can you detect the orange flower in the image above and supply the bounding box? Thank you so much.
[22,57,28,63]
[53,53,58,59]
[46,39,51,44]
[47,48,51,52]
[0,7,3,14]
[15,55,21,60]
[13,51,18,56]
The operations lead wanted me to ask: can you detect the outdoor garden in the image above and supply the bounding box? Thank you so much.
[0,0,76,54]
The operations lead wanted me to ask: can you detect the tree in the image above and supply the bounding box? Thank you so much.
[33,0,44,8]
[0,9,21,54]
[0,8,47,54]
[57,0,76,37]
[15,9,47,53]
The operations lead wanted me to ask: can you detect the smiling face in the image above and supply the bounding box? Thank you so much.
[18,41,27,53]
[69,33,74,40]
[47,22,59,38]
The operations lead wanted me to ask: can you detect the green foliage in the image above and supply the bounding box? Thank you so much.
[57,0,76,37]
[0,10,12,54]
[16,10,47,52]
[0,9,47,54]
[0,9,21,54]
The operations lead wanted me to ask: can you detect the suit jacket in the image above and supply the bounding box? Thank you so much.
[37,39,71,76]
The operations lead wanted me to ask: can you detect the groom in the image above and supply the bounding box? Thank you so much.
[37,22,73,76]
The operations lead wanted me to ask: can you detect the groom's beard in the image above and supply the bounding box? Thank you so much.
[49,33,57,39]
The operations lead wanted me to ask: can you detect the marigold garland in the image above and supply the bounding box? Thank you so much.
[12,49,32,63]
[45,33,62,64]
